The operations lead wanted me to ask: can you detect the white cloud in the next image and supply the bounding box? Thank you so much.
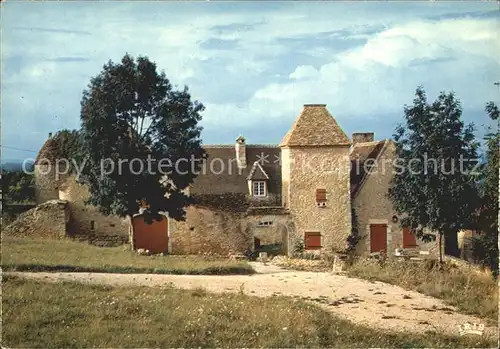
[289,65,319,80]
[204,17,499,127]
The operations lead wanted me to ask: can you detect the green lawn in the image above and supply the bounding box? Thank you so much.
[2,276,495,348]
[1,237,253,275]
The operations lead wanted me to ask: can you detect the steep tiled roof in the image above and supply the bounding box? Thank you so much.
[190,145,282,205]
[247,161,269,180]
[350,140,387,198]
[280,104,350,147]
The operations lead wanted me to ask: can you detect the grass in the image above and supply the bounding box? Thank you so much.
[346,257,498,323]
[2,275,496,348]
[1,236,254,275]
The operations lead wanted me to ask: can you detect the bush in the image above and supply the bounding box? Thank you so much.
[292,238,305,256]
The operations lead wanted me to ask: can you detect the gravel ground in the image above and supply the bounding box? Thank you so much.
[7,262,496,339]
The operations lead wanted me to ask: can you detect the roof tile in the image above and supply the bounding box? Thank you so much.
[280,104,350,147]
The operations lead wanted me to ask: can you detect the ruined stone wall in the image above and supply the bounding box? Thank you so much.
[285,146,352,253]
[59,176,129,246]
[2,200,68,239]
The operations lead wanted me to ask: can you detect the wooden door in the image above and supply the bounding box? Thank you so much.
[132,215,168,253]
[370,224,387,253]
[403,227,417,248]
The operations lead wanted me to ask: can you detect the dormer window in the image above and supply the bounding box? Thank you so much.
[252,181,267,197]
[247,160,269,198]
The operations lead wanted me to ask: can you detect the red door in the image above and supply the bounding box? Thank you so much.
[132,215,168,253]
[403,227,417,248]
[370,224,387,253]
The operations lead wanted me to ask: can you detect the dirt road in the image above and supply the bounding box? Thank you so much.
[7,262,496,339]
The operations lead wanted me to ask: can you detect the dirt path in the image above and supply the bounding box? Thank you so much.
[7,263,496,339]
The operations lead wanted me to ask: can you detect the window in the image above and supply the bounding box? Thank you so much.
[90,220,95,231]
[252,181,266,197]
[304,232,322,250]
[316,189,327,202]
[257,220,273,227]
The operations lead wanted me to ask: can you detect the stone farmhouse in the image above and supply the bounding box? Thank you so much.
[16,104,437,256]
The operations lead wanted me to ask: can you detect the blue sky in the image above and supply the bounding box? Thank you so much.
[1,1,499,162]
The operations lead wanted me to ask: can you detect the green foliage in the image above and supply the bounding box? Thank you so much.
[51,129,82,161]
[389,87,480,259]
[292,238,305,256]
[78,54,206,221]
[1,170,35,204]
[470,101,499,276]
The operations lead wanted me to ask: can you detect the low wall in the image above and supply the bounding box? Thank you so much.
[2,200,68,239]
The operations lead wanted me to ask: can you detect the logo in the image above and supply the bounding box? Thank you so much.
[458,322,485,336]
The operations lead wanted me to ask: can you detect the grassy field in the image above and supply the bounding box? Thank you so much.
[1,237,253,275]
[2,276,495,348]
[346,258,498,323]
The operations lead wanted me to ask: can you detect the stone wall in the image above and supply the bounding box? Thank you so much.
[168,206,251,255]
[34,164,60,205]
[2,200,68,239]
[168,202,294,256]
[245,213,293,255]
[283,146,352,253]
[59,176,129,246]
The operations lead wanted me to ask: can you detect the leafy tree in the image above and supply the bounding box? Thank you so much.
[78,54,206,233]
[470,101,499,276]
[51,129,82,160]
[389,87,480,262]
[1,170,35,204]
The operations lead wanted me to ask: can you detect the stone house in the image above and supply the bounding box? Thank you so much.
[23,104,435,256]
[349,135,437,255]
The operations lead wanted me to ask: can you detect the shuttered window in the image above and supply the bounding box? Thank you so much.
[305,232,322,250]
[316,189,327,202]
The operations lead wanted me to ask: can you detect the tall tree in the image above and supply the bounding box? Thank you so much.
[389,87,480,262]
[471,101,499,275]
[79,54,206,230]
[51,129,82,160]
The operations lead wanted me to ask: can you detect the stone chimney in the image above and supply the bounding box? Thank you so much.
[235,135,247,169]
[352,132,374,145]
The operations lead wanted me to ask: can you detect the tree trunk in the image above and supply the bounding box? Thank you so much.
[127,215,135,250]
[444,229,459,257]
[438,232,443,264]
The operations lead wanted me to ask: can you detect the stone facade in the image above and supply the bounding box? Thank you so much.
[32,104,430,257]
[59,175,130,246]
[168,207,251,255]
[34,164,59,205]
[351,140,439,255]
[168,202,293,255]
[282,146,352,253]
